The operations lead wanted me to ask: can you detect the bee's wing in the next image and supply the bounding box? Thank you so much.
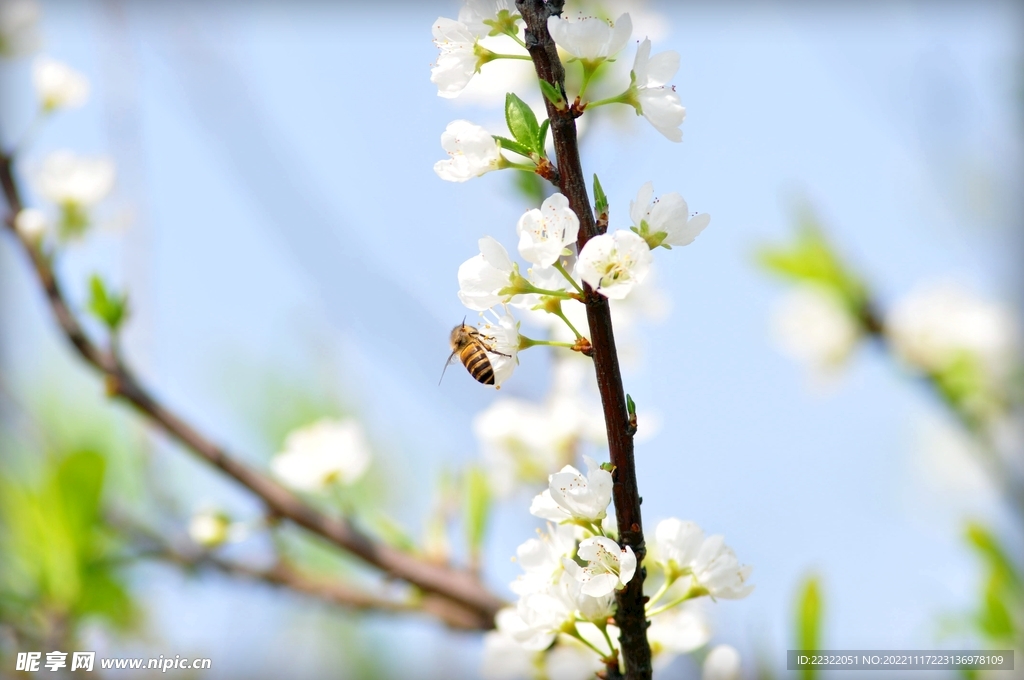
[438,349,459,386]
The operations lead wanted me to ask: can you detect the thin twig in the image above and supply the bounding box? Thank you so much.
[0,151,505,630]
[515,2,651,678]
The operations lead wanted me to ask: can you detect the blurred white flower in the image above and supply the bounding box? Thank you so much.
[577,230,652,300]
[434,120,503,182]
[547,12,632,61]
[35,150,115,208]
[544,638,606,680]
[508,587,574,650]
[474,396,580,496]
[771,285,860,371]
[886,282,1018,380]
[270,418,371,493]
[630,39,686,142]
[188,509,232,549]
[511,522,576,595]
[530,455,613,523]
[481,609,539,680]
[569,535,637,596]
[630,181,708,248]
[458,236,515,311]
[33,57,89,111]
[13,207,47,240]
[703,644,742,680]
[648,603,712,665]
[431,18,480,99]
[516,193,580,267]
[652,518,754,600]
[476,310,521,387]
[0,0,40,57]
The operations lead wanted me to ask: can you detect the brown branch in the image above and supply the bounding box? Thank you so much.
[0,152,505,631]
[515,2,651,678]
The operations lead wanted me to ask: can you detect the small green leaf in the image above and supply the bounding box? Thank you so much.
[512,171,545,204]
[539,79,566,109]
[626,393,636,416]
[593,174,608,215]
[795,574,823,680]
[87,274,129,332]
[538,119,550,156]
[464,467,491,559]
[493,135,535,159]
[505,92,541,152]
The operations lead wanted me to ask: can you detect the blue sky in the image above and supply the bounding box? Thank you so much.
[1,1,1021,678]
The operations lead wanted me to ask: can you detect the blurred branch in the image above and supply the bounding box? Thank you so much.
[518,1,650,678]
[0,152,504,630]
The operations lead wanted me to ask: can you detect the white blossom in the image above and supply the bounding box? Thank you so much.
[34,150,115,208]
[544,639,606,680]
[434,120,503,182]
[460,0,520,38]
[474,396,581,496]
[547,12,632,61]
[481,609,539,680]
[516,193,580,267]
[886,282,1019,380]
[431,18,479,99]
[703,644,742,680]
[476,310,521,387]
[648,604,712,663]
[771,285,860,371]
[630,181,709,248]
[458,236,515,311]
[530,455,613,523]
[569,536,637,596]
[630,38,686,142]
[511,522,576,595]
[509,587,574,650]
[577,230,653,300]
[270,418,371,493]
[33,56,89,111]
[13,207,46,240]
[653,518,753,600]
[0,0,40,57]
[188,510,232,548]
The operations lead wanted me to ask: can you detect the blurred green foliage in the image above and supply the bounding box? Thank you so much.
[794,575,823,680]
[965,522,1022,642]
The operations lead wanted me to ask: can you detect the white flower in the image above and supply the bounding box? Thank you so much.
[653,518,754,600]
[481,609,539,680]
[14,207,47,240]
[648,604,712,663]
[188,510,232,548]
[886,282,1019,380]
[460,0,519,37]
[530,455,612,523]
[458,236,515,311]
[630,38,686,142]
[270,418,371,493]
[474,397,580,496]
[547,12,632,61]
[434,120,503,182]
[544,639,606,680]
[630,181,709,248]
[0,0,40,57]
[431,18,479,99]
[516,193,580,267]
[771,285,860,371]
[35,150,115,208]
[569,536,637,596]
[577,230,653,300]
[510,522,576,595]
[476,310,521,387]
[703,644,742,680]
[33,57,89,111]
[510,588,574,650]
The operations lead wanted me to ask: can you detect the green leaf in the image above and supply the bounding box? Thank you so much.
[505,92,542,152]
[493,135,535,159]
[593,174,608,215]
[538,119,550,156]
[625,393,635,416]
[463,467,491,559]
[539,79,566,109]
[795,575,823,680]
[512,171,545,204]
[87,274,129,331]
[56,450,105,545]
[966,522,1023,593]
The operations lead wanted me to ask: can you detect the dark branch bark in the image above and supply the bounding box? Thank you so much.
[515,2,651,678]
[0,151,504,631]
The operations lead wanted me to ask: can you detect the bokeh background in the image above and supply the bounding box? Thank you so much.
[1,1,1022,678]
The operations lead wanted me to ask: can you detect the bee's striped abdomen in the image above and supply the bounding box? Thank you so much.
[460,344,494,385]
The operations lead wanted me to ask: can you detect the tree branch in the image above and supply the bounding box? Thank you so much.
[0,151,505,631]
[515,2,651,678]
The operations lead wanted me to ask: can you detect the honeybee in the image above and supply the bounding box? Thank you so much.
[441,322,510,387]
